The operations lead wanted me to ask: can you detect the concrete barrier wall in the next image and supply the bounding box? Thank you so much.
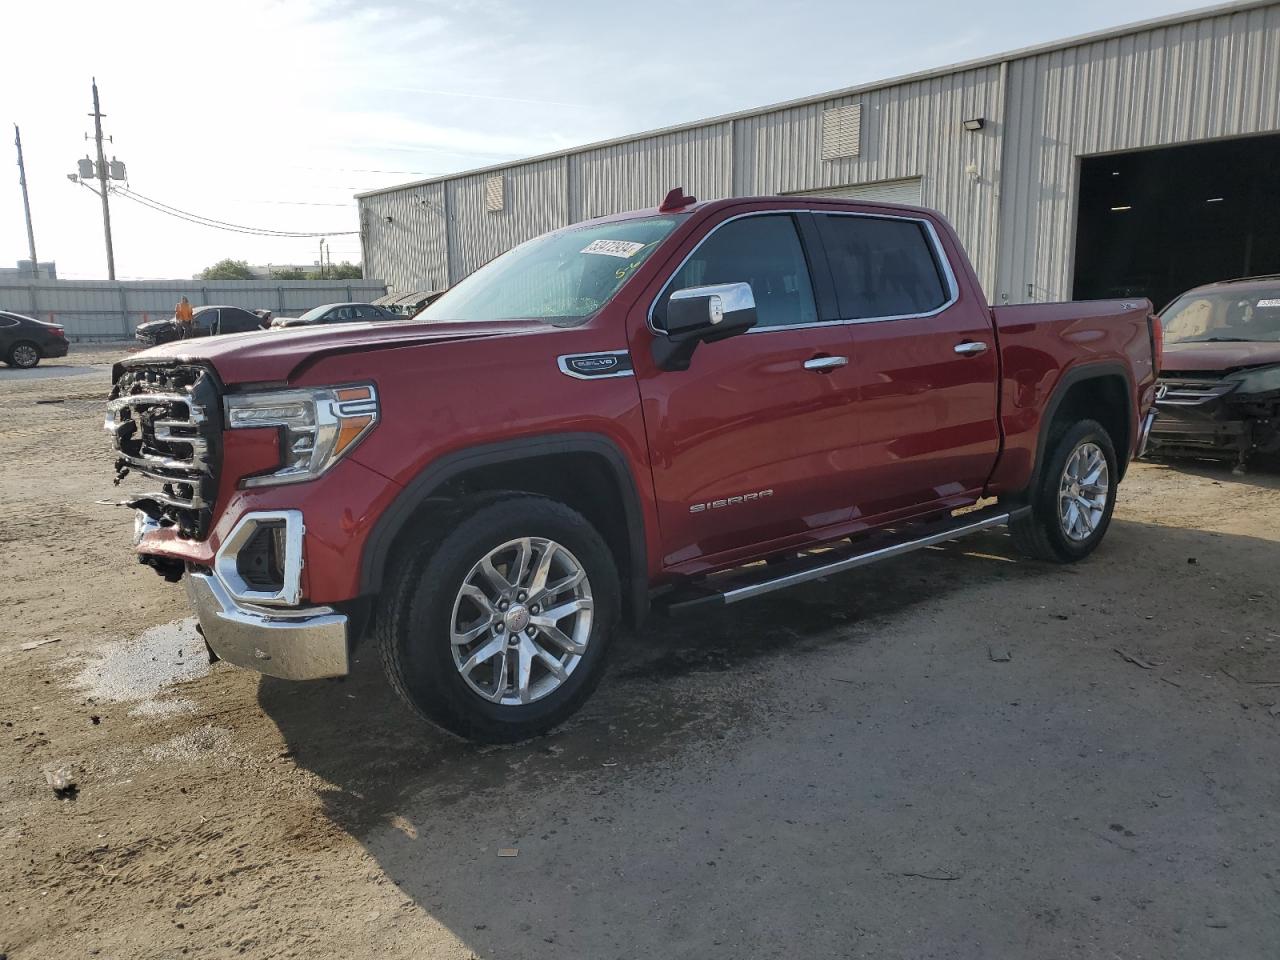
[0,279,388,340]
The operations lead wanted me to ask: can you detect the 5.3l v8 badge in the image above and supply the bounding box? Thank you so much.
[557,351,634,380]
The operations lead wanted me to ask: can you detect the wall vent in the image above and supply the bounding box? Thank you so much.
[821,104,862,161]
[485,175,505,212]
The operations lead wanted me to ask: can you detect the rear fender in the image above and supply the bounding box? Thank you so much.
[1027,361,1135,495]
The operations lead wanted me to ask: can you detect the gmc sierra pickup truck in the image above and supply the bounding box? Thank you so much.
[106,190,1160,742]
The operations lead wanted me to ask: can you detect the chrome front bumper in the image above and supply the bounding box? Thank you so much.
[1135,410,1157,459]
[185,572,350,680]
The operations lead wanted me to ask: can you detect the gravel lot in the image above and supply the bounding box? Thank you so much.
[2,344,1278,959]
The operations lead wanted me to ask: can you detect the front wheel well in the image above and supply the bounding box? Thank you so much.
[370,447,646,626]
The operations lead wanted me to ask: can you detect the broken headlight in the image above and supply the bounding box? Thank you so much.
[225,384,378,487]
[1226,364,1280,398]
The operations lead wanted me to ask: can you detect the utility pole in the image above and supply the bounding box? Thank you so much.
[90,78,116,280]
[318,237,326,279]
[13,124,39,276]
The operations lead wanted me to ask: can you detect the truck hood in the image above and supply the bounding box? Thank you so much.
[1161,340,1280,374]
[122,318,549,384]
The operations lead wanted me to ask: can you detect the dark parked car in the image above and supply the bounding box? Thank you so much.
[1148,275,1280,470]
[0,310,69,368]
[135,306,267,346]
[270,302,399,329]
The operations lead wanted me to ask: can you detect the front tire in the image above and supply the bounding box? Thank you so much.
[376,495,620,743]
[9,341,40,369]
[1010,419,1118,563]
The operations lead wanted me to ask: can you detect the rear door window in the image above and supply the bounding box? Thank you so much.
[816,215,950,319]
[218,309,261,333]
[655,214,818,330]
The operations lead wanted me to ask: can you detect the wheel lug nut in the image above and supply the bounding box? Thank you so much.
[495,623,504,633]
[517,591,527,602]
[530,605,539,614]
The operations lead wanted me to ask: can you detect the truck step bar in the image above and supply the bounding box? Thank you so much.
[658,503,1031,615]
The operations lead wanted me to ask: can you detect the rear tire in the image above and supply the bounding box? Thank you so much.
[1009,419,1118,563]
[9,341,40,369]
[376,495,620,743]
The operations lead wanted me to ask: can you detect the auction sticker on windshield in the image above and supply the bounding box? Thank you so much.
[581,239,646,258]
[1258,299,1280,308]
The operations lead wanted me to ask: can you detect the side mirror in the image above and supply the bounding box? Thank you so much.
[653,282,758,371]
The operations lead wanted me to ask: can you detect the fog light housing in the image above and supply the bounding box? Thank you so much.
[214,510,304,607]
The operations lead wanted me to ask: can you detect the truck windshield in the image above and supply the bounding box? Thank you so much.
[1162,286,1280,343]
[415,216,680,325]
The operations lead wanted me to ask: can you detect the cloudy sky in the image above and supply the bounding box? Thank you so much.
[1,0,1209,280]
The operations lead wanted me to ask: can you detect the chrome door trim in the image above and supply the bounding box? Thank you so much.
[803,356,849,371]
[645,209,961,338]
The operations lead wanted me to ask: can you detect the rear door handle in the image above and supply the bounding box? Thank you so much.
[954,341,989,356]
[803,355,849,372]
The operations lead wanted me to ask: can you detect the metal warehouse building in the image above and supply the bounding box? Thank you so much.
[357,0,1280,312]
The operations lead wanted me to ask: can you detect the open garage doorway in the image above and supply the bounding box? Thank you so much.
[1072,133,1280,311]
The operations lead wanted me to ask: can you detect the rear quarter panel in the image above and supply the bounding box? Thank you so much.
[986,300,1157,495]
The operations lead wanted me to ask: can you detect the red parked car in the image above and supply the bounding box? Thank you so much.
[105,191,1159,742]
[1147,275,1280,470]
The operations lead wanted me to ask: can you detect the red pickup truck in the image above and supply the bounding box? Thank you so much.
[107,192,1159,742]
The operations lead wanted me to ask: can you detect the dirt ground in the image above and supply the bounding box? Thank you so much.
[2,343,1278,960]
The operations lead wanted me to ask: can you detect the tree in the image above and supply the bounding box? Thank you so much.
[326,261,363,279]
[198,258,255,280]
[273,267,307,280]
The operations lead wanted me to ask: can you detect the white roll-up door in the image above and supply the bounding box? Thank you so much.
[786,177,923,206]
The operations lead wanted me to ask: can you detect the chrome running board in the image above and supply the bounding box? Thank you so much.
[660,504,1030,615]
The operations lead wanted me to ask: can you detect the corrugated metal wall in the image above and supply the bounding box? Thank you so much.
[569,125,733,223]
[995,2,1280,303]
[360,2,1280,305]
[0,279,387,340]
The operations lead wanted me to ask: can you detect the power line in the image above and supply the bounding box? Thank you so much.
[285,165,437,176]
[110,186,359,237]
[224,198,355,208]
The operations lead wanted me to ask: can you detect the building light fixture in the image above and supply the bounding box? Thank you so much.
[961,117,985,132]
[1110,205,1133,212]
[1205,196,1225,202]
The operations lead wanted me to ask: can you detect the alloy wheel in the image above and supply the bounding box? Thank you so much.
[11,343,38,368]
[449,537,593,706]
[1058,441,1109,541]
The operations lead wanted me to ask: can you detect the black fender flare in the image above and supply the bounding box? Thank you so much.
[359,431,649,621]
[1028,360,1135,494]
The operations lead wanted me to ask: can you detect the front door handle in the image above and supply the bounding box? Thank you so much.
[954,341,989,356]
[803,355,849,372]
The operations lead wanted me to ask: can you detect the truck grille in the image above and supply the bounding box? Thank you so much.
[1155,374,1238,407]
[106,363,222,538]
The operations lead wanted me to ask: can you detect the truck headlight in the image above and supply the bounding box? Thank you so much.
[225,384,378,487]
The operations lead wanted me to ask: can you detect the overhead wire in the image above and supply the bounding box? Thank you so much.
[109,186,359,237]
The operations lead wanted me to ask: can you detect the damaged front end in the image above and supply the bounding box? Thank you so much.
[1148,364,1280,468]
[105,363,223,577]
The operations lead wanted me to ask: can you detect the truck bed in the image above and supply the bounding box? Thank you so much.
[986,299,1157,495]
